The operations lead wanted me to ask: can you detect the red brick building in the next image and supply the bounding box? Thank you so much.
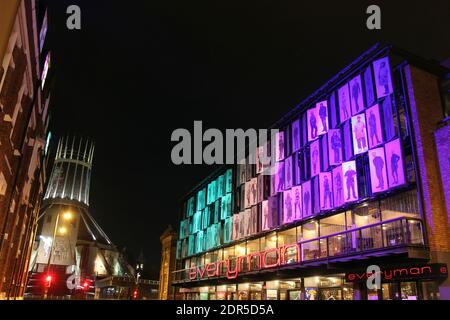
[0,0,51,299]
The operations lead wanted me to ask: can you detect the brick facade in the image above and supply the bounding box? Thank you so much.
[0,0,49,299]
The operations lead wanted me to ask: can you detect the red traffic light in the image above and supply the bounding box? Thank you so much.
[133,289,138,299]
[44,274,52,287]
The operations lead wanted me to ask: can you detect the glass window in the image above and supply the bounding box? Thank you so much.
[300,221,318,241]
[278,228,296,247]
[381,190,420,220]
[347,203,380,228]
[320,213,346,236]
[262,232,277,249]
[247,239,261,270]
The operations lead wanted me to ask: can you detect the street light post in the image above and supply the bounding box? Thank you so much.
[43,210,73,299]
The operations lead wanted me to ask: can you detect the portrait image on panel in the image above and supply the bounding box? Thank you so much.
[350,75,364,115]
[270,171,277,196]
[256,146,263,174]
[307,107,319,141]
[238,159,246,186]
[283,189,294,224]
[369,147,388,193]
[342,160,358,202]
[292,185,302,221]
[275,161,285,192]
[276,131,285,161]
[261,200,270,231]
[292,119,301,152]
[332,165,344,208]
[351,114,368,155]
[250,178,258,206]
[257,174,264,203]
[310,140,320,178]
[316,100,329,135]
[294,152,302,186]
[385,139,406,188]
[284,156,293,190]
[328,129,342,166]
[373,57,393,98]
[250,206,258,235]
[365,104,383,149]
[268,196,279,228]
[224,217,232,243]
[244,209,252,237]
[232,214,240,240]
[244,182,251,209]
[338,83,351,123]
[302,180,312,218]
[319,172,333,211]
[364,65,375,107]
[238,211,246,238]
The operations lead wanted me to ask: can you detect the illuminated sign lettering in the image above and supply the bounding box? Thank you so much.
[345,264,448,282]
[188,243,301,280]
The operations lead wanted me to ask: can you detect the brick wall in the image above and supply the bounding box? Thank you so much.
[405,64,450,253]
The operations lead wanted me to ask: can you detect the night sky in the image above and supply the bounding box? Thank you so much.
[40,0,450,278]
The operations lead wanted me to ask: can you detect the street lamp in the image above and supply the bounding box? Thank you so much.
[43,210,74,299]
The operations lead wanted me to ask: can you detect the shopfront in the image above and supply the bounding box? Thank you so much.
[346,263,448,300]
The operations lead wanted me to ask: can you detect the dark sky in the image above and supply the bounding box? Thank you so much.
[40,0,450,277]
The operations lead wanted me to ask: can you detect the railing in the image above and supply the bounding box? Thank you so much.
[173,217,425,282]
[301,217,424,262]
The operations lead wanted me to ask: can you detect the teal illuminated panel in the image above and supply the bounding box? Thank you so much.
[179,219,189,239]
[225,169,233,193]
[193,211,202,233]
[188,235,195,256]
[186,197,195,217]
[217,175,224,197]
[223,217,232,244]
[221,194,232,220]
[202,207,210,229]
[197,188,206,210]
[195,231,204,254]
[207,181,217,205]
[213,201,220,224]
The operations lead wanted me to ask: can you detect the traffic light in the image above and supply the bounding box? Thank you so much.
[44,274,52,288]
[133,288,138,300]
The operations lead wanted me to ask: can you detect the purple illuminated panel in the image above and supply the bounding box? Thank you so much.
[283,189,294,224]
[307,107,319,141]
[373,57,393,99]
[268,196,279,228]
[257,174,265,203]
[350,75,364,115]
[332,166,344,208]
[316,100,329,135]
[284,156,293,190]
[338,84,351,123]
[364,65,375,107]
[365,104,383,149]
[292,119,301,152]
[294,152,301,185]
[275,161,285,192]
[310,140,320,178]
[292,185,302,220]
[302,180,312,218]
[261,200,270,231]
[319,172,333,211]
[342,161,358,202]
[270,172,277,196]
[328,129,342,166]
[276,131,285,161]
[369,147,388,193]
[385,139,406,188]
[351,115,368,155]
[343,121,353,161]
